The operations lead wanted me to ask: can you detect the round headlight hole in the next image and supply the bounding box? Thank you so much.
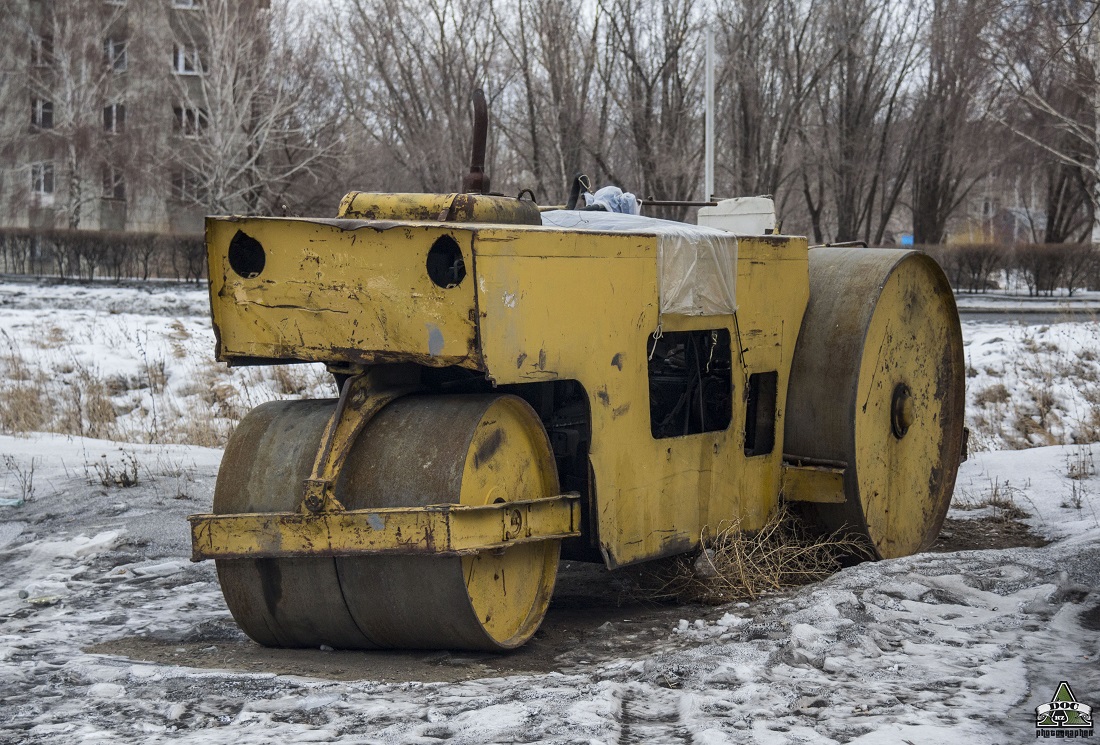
[426,235,466,289]
[228,230,265,279]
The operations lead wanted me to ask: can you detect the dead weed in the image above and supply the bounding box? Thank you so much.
[630,505,871,604]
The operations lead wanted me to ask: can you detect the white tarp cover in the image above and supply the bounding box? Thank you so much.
[541,210,737,316]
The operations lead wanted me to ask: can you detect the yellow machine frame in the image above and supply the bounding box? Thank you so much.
[191,205,821,569]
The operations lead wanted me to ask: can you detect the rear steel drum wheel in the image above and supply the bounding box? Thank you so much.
[784,248,965,559]
[214,394,561,650]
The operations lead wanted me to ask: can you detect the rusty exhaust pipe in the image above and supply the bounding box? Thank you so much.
[461,89,489,194]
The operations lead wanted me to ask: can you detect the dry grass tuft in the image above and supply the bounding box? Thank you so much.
[1063,446,1095,509]
[0,310,338,448]
[954,477,1030,522]
[0,384,50,433]
[143,358,168,394]
[60,364,118,440]
[1064,481,1088,510]
[0,333,51,433]
[172,411,235,448]
[630,505,871,605]
[965,323,1100,450]
[973,383,1010,407]
[272,364,310,396]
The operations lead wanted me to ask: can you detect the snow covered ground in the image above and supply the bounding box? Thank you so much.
[0,279,335,448]
[0,278,1098,744]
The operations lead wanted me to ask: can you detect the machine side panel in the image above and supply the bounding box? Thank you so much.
[474,228,809,568]
[721,237,810,534]
[207,217,482,369]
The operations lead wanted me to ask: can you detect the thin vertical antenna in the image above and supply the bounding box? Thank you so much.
[704,27,715,203]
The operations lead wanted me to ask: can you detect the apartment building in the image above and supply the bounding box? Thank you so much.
[0,0,269,234]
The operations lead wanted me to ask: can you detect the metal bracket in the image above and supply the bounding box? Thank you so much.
[302,366,419,514]
[780,457,848,504]
[189,493,582,561]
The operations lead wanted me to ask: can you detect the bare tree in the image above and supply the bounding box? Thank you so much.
[910,0,997,244]
[596,0,704,212]
[1044,161,1094,242]
[169,0,338,215]
[490,0,602,201]
[998,0,1100,238]
[1007,139,1092,244]
[332,0,497,194]
[799,0,923,243]
[714,0,833,203]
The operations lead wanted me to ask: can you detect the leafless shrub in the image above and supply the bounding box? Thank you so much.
[924,243,1100,297]
[1063,481,1088,510]
[1066,445,1094,481]
[89,450,139,489]
[931,244,1005,292]
[1012,244,1092,297]
[957,244,1005,292]
[0,228,204,281]
[2,455,38,504]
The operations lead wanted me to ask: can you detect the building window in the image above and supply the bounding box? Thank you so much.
[172,44,203,75]
[173,105,207,136]
[104,103,126,134]
[102,166,126,200]
[31,98,53,129]
[171,170,203,202]
[31,162,55,199]
[104,38,127,72]
[31,34,53,67]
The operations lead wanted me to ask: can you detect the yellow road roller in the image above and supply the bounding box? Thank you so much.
[187,188,964,652]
